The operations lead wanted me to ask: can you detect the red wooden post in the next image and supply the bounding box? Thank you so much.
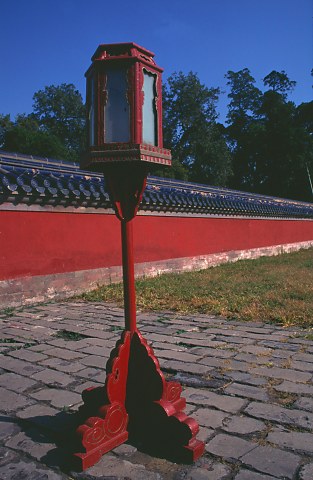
[121,219,137,332]
[71,42,205,470]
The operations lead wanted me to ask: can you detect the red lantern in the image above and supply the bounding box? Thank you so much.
[72,43,204,471]
[82,42,171,170]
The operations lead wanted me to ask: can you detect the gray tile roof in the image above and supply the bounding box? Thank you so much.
[1,151,313,218]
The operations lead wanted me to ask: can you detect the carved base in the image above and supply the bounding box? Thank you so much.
[72,329,204,470]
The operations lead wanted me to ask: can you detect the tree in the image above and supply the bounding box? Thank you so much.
[0,84,86,162]
[3,114,68,159]
[32,83,85,161]
[226,68,313,201]
[263,70,296,99]
[162,71,232,185]
[225,69,263,191]
[0,114,12,149]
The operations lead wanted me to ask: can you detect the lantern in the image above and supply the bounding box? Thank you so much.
[72,43,204,471]
[82,42,171,170]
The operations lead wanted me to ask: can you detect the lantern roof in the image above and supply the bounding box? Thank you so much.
[89,42,163,73]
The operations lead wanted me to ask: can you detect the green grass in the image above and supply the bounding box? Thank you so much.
[53,330,87,341]
[79,248,313,327]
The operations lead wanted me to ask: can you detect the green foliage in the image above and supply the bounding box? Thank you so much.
[225,69,313,201]
[263,70,296,98]
[4,123,68,159]
[33,83,86,161]
[162,71,232,186]
[1,83,85,162]
[0,71,312,200]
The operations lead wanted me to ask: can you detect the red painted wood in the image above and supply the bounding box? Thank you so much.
[73,331,131,470]
[73,328,204,470]
[1,211,313,281]
[121,220,137,332]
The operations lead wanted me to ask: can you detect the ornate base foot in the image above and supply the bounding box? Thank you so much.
[72,329,204,470]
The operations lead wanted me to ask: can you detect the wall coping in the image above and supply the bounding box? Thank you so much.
[1,150,313,219]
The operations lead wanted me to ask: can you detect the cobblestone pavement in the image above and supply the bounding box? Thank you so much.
[1,302,313,479]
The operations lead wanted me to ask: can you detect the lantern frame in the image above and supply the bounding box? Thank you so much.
[82,42,171,170]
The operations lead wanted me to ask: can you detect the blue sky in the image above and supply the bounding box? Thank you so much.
[0,0,312,123]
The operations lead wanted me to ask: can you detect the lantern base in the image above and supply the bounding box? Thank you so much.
[71,329,204,471]
[81,143,172,171]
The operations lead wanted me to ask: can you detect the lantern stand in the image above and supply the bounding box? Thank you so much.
[71,43,205,471]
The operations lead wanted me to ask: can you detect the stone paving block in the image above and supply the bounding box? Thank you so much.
[267,428,313,454]
[0,386,34,413]
[290,360,313,372]
[0,372,38,392]
[74,454,162,479]
[294,397,313,412]
[265,348,294,360]
[183,387,247,413]
[5,428,59,462]
[0,446,19,467]
[299,463,313,480]
[222,415,266,434]
[240,444,300,479]
[0,416,22,441]
[197,426,215,443]
[0,460,64,479]
[74,380,103,393]
[226,371,268,386]
[155,349,203,363]
[234,353,284,367]
[224,382,269,401]
[251,365,312,383]
[222,359,253,373]
[192,408,229,428]
[112,443,137,456]
[39,357,86,373]
[79,345,115,357]
[144,332,185,345]
[0,356,44,376]
[46,338,92,350]
[161,360,213,375]
[44,347,86,361]
[214,335,255,345]
[74,366,104,380]
[205,433,256,460]
[174,336,217,348]
[84,336,116,347]
[8,348,48,363]
[235,345,273,357]
[153,341,191,352]
[273,380,313,395]
[30,388,82,408]
[28,343,49,352]
[186,463,232,480]
[234,469,278,479]
[191,347,236,358]
[198,357,226,368]
[80,328,116,340]
[80,355,107,369]
[293,352,313,363]
[31,368,75,387]
[245,401,313,429]
[16,404,77,433]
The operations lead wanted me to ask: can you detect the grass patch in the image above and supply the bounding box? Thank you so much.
[1,307,15,317]
[53,330,87,341]
[79,248,313,327]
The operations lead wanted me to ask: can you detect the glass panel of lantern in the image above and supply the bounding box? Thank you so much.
[104,68,130,143]
[142,69,157,146]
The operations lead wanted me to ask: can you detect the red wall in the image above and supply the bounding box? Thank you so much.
[1,210,313,281]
